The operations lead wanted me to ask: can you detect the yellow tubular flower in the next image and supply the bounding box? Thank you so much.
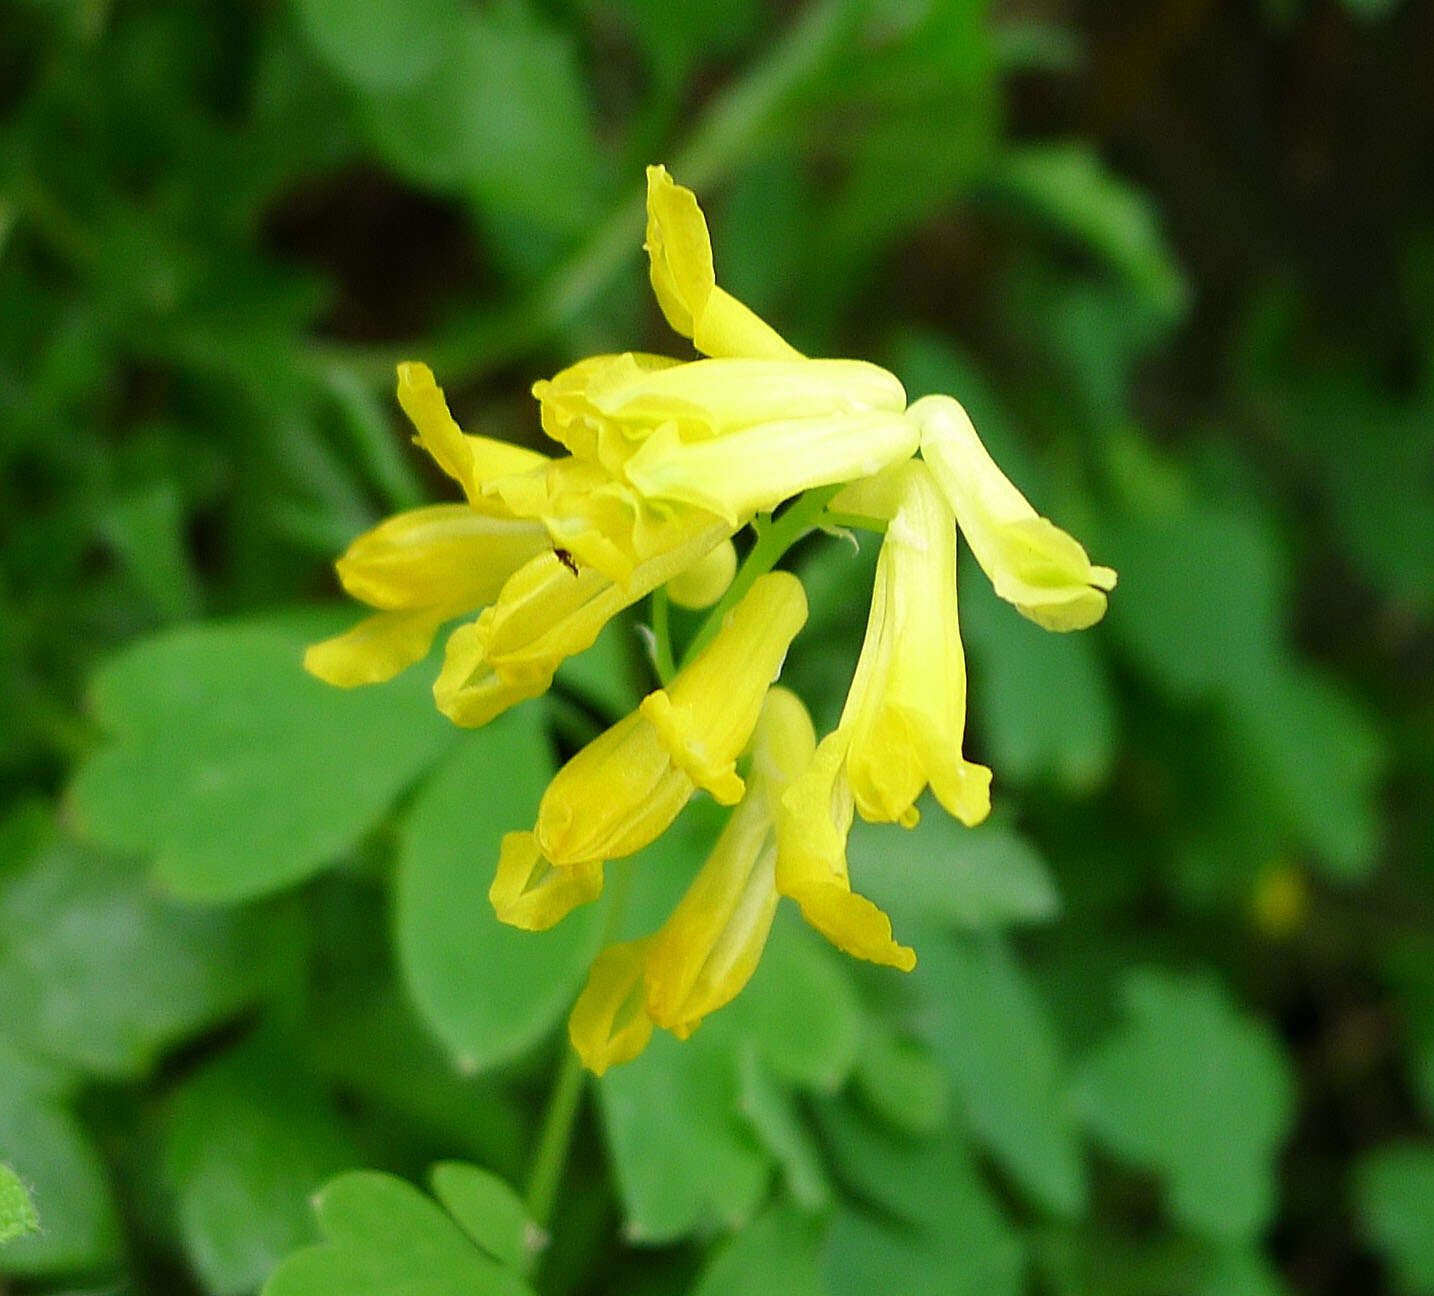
[489,832,604,931]
[643,687,815,1039]
[638,571,808,805]
[305,366,554,688]
[645,165,801,360]
[502,572,806,884]
[432,508,734,727]
[841,461,992,828]
[776,730,916,971]
[568,939,656,1076]
[912,395,1117,631]
[623,410,920,526]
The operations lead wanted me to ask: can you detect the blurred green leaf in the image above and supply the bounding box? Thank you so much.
[0,1043,120,1277]
[396,711,605,1072]
[598,1029,767,1244]
[0,820,287,1077]
[985,142,1189,323]
[819,1106,1024,1296]
[1074,968,1295,1240]
[963,567,1117,792]
[359,7,601,238]
[294,0,466,91]
[1357,1143,1434,1295]
[734,1052,832,1212]
[163,1037,361,1296]
[1229,665,1386,881]
[693,1204,827,1296]
[262,1169,533,1296]
[68,610,454,902]
[854,815,1061,932]
[429,1163,533,1274]
[852,1030,949,1137]
[920,933,1086,1217]
[0,1165,38,1247]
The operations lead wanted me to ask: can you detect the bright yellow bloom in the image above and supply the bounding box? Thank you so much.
[645,164,800,361]
[305,164,1120,1077]
[490,572,807,929]
[776,729,916,971]
[304,363,551,687]
[912,394,1117,632]
[643,687,813,1038]
[568,939,656,1076]
[839,460,992,829]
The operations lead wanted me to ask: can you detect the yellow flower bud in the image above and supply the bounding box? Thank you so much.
[665,538,737,610]
[489,832,604,931]
[913,395,1116,631]
[568,939,656,1076]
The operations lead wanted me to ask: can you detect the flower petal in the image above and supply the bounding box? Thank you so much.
[644,165,801,360]
[304,607,448,687]
[913,394,1116,631]
[568,939,656,1075]
[490,831,604,930]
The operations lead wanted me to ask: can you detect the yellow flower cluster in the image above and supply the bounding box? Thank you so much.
[306,166,1115,1074]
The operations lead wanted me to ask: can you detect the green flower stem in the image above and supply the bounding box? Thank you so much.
[680,484,844,669]
[649,587,677,685]
[818,509,889,534]
[522,857,636,1247]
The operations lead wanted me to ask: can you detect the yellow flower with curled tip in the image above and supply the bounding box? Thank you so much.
[912,394,1117,631]
[645,163,799,361]
[304,363,552,687]
[833,459,992,829]
[643,686,814,1040]
[489,572,807,930]
[776,728,916,971]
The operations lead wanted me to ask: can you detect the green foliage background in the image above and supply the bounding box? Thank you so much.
[2,0,1432,1292]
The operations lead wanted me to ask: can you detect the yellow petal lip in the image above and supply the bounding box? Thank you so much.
[912,393,1116,632]
[644,164,801,360]
[490,831,604,930]
[774,729,917,971]
[568,939,656,1075]
[304,608,447,687]
[397,361,548,501]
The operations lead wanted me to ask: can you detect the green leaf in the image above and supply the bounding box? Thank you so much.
[919,934,1086,1217]
[962,566,1117,794]
[294,0,467,91]
[0,1166,38,1247]
[693,1204,827,1296]
[598,1030,768,1244]
[734,1053,832,1212]
[429,1163,533,1273]
[818,1107,1023,1296]
[1073,968,1295,1240]
[359,8,601,235]
[716,916,862,1092]
[0,821,290,1078]
[262,1170,533,1296]
[1356,1144,1434,1295]
[0,1043,121,1277]
[1228,665,1386,882]
[163,1038,362,1296]
[986,142,1189,323]
[852,816,1061,932]
[852,1031,949,1137]
[396,712,605,1072]
[1105,500,1286,702]
[68,611,453,902]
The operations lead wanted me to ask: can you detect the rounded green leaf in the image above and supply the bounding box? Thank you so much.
[396,711,605,1072]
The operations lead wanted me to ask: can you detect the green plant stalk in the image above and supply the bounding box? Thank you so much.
[649,586,677,685]
[680,484,844,669]
[521,856,637,1244]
